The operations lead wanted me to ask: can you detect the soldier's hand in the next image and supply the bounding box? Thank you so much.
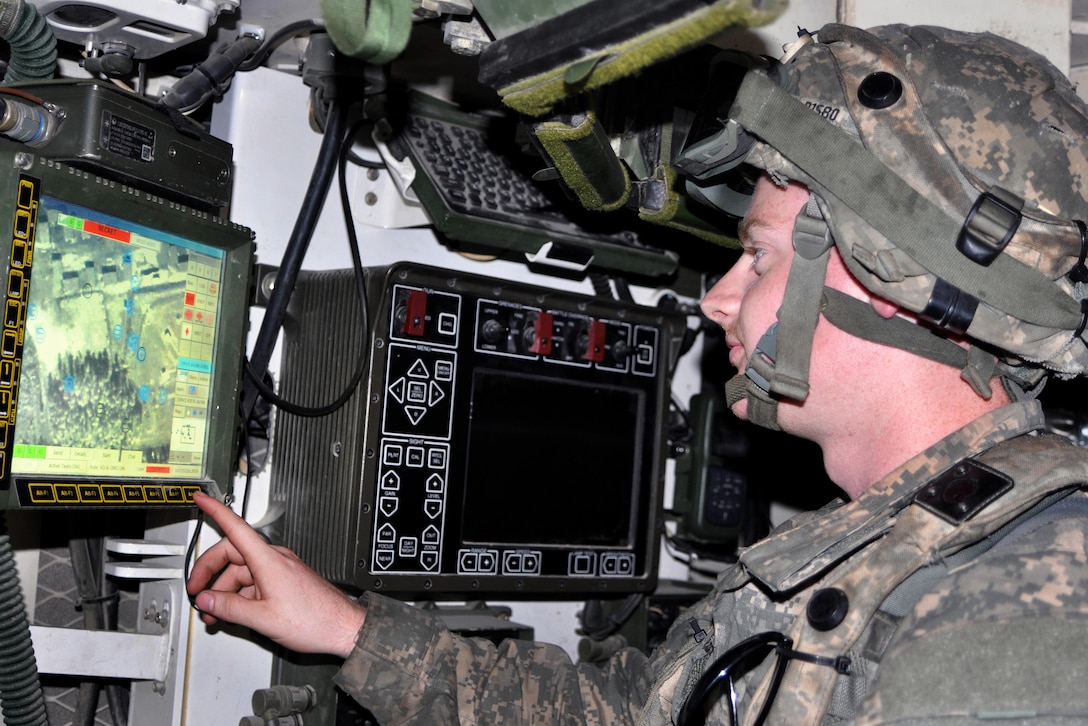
[186,491,367,658]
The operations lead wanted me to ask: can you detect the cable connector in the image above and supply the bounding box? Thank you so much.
[160,33,263,113]
[0,93,63,147]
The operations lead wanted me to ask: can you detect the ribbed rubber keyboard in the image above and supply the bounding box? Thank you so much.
[390,94,678,278]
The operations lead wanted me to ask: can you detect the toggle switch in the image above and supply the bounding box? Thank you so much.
[402,289,427,336]
[529,311,553,355]
[583,320,606,363]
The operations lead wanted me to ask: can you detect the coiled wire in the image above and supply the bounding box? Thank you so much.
[0,512,47,726]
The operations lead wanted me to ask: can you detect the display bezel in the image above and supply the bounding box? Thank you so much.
[0,158,252,508]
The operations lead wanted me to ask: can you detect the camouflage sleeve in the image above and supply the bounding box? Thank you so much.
[332,592,654,725]
[856,500,1088,724]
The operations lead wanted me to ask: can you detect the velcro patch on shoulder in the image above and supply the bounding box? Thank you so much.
[914,459,1013,523]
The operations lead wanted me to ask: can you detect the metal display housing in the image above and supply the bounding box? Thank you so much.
[0,84,253,508]
[271,263,687,599]
[9,79,235,211]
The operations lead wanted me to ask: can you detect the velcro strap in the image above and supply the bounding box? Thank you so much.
[725,371,782,431]
[320,0,412,64]
[745,382,781,431]
[533,112,631,211]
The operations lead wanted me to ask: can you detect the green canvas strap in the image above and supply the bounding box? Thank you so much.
[493,0,785,117]
[743,376,781,431]
[738,203,831,428]
[320,0,412,64]
[731,71,1082,330]
[820,288,997,397]
[736,256,826,429]
[770,204,834,401]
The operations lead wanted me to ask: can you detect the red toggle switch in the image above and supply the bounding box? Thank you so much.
[529,311,553,355]
[584,320,606,362]
[403,289,427,336]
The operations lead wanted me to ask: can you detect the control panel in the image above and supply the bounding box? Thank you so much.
[272,263,687,598]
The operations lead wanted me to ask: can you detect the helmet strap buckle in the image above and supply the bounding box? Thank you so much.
[1069,220,1088,283]
[956,187,1023,266]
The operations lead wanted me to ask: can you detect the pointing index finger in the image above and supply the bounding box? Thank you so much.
[193,491,273,566]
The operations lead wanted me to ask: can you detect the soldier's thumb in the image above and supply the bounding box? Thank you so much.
[194,590,251,627]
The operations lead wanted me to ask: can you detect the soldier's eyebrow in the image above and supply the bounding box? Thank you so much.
[737,214,773,248]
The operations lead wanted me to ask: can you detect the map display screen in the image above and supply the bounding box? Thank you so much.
[10,195,226,482]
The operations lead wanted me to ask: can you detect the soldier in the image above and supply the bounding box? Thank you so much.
[188,23,1088,724]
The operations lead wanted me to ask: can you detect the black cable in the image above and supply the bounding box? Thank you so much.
[239,99,348,423]
[580,594,645,640]
[349,148,386,169]
[69,534,102,726]
[664,533,739,568]
[239,389,259,522]
[613,276,635,303]
[589,273,613,299]
[69,528,127,726]
[345,118,385,169]
[242,117,372,418]
[203,109,375,595]
[185,509,205,612]
[238,18,327,73]
[669,392,693,437]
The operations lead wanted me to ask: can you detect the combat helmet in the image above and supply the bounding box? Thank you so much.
[677,23,1088,429]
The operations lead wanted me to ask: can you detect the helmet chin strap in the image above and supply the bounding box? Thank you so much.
[820,287,998,398]
[725,198,833,431]
[723,328,783,430]
[722,197,1002,431]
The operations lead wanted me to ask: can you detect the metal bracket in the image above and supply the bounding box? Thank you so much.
[31,535,187,684]
[525,240,594,274]
[374,121,422,205]
[29,579,177,681]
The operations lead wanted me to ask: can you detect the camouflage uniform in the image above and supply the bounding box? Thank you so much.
[333,400,1088,724]
[332,28,1088,722]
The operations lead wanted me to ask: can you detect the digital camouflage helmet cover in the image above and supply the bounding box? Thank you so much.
[678,24,1088,428]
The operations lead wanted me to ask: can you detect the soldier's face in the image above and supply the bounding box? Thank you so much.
[701,176,807,421]
[700,176,881,430]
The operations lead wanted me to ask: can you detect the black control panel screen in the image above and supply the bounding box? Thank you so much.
[462,370,642,547]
